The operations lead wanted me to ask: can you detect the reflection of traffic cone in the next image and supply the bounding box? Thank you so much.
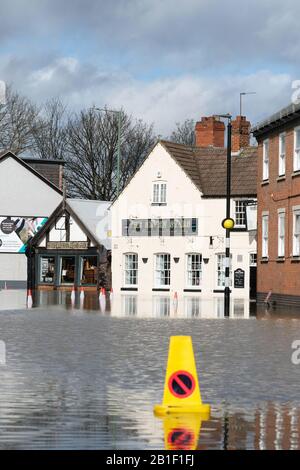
[71,286,76,304]
[80,287,85,301]
[27,289,33,309]
[100,290,106,313]
[173,292,178,313]
[154,336,210,416]
[162,413,203,451]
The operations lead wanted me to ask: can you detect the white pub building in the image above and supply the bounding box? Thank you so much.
[111,116,257,317]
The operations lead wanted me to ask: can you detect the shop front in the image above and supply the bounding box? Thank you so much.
[27,199,111,291]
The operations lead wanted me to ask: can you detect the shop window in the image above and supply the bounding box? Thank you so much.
[80,256,98,285]
[40,256,55,283]
[153,296,170,317]
[60,256,76,284]
[185,297,201,317]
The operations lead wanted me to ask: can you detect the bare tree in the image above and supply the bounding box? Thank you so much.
[169,119,195,146]
[65,108,155,200]
[0,85,38,155]
[31,98,67,160]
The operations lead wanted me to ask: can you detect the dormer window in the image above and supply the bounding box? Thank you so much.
[152,181,167,204]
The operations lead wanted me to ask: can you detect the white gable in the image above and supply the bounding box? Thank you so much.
[0,156,62,216]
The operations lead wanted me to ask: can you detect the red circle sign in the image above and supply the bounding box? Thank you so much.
[168,370,195,398]
[167,428,195,450]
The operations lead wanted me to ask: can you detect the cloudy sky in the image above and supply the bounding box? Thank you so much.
[0,0,299,134]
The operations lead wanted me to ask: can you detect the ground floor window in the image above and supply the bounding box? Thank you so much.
[124,253,138,286]
[216,253,232,287]
[60,256,76,284]
[186,253,202,287]
[80,256,98,285]
[40,256,55,283]
[155,253,170,286]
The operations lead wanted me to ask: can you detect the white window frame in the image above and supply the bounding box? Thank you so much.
[123,253,138,287]
[249,253,257,266]
[278,132,286,176]
[278,210,285,258]
[262,214,269,258]
[294,127,300,172]
[186,253,202,287]
[216,253,232,288]
[235,200,247,227]
[263,139,269,181]
[154,253,170,287]
[293,209,300,256]
[152,181,167,204]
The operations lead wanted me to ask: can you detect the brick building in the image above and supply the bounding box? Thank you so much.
[253,102,300,306]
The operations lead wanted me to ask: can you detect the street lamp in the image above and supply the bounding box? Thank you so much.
[214,114,232,317]
[94,107,122,197]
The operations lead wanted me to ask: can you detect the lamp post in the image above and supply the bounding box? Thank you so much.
[215,114,232,317]
[94,107,122,196]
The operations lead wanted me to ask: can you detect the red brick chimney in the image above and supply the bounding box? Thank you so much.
[195,116,225,147]
[231,115,250,152]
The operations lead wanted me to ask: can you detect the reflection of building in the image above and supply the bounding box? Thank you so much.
[253,102,300,307]
[27,199,111,291]
[110,294,250,318]
[111,115,257,300]
[0,151,63,288]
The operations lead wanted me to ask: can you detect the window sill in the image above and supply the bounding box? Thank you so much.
[151,202,167,206]
[213,289,232,293]
[260,257,269,263]
[276,257,285,263]
[292,171,300,178]
[261,180,269,186]
[184,288,202,292]
[121,287,138,291]
[152,288,170,291]
[277,176,286,182]
[291,256,300,263]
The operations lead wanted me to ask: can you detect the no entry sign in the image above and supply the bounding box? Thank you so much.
[168,370,195,398]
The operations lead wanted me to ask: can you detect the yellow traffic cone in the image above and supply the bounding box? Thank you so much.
[154,336,210,416]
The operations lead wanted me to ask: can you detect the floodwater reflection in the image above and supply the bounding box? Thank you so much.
[0,302,300,449]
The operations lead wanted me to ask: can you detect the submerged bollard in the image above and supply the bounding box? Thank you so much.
[154,336,210,416]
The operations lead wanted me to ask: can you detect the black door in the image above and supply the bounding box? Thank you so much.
[250,266,257,299]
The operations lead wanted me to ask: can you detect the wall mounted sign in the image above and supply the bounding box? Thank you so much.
[46,241,89,250]
[0,216,47,253]
[234,268,245,288]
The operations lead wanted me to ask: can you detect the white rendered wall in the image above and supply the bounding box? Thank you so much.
[111,143,256,298]
[0,156,62,282]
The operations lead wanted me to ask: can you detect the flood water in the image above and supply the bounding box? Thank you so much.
[0,290,300,449]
